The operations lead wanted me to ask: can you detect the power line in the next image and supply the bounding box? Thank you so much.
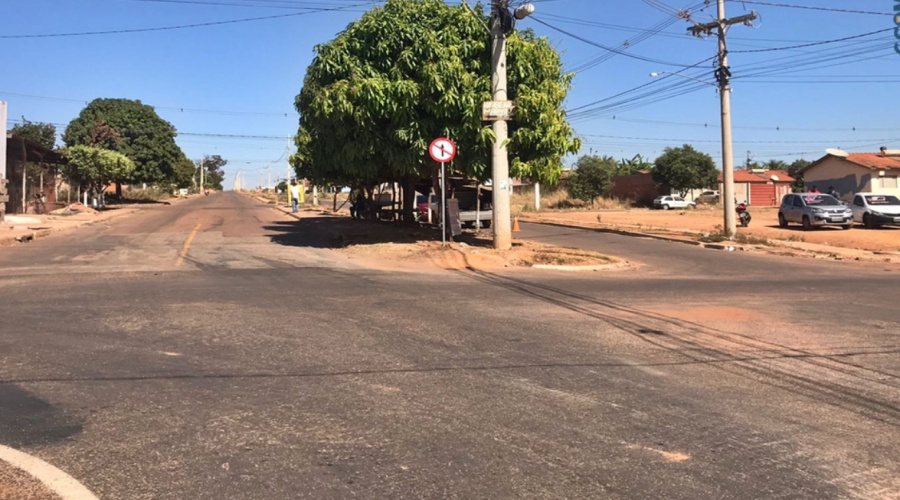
[725,1,891,16]
[0,91,296,117]
[0,2,369,38]
[731,27,895,53]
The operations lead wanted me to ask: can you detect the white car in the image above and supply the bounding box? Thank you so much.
[653,195,696,210]
[850,193,900,228]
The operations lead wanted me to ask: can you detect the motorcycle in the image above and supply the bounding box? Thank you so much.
[736,201,751,227]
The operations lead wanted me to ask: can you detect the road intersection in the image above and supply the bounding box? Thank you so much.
[0,193,897,499]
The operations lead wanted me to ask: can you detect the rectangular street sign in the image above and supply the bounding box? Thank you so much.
[482,100,514,121]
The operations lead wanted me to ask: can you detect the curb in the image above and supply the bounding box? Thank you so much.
[0,444,100,500]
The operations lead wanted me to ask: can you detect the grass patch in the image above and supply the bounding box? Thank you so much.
[512,188,629,214]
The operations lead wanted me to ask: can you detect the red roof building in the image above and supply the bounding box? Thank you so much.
[800,149,900,200]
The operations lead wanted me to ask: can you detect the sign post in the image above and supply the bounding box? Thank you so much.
[429,138,457,246]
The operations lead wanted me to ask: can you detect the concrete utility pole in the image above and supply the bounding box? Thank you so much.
[489,1,533,249]
[0,102,7,222]
[0,101,7,180]
[688,0,756,238]
[199,159,205,190]
[490,0,512,250]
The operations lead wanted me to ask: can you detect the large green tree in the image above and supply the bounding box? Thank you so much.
[60,145,135,199]
[652,144,718,197]
[567,155,617,207]
[197,155,227,190]
[10,117,56,149]
[63,98,189,186]
[293,0,580,222]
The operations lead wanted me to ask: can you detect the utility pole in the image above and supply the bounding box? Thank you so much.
[488,1,533,249]
[688,0,756,238]
[199,158,204,191]
[490,0,512,250]
[0,101,7,222]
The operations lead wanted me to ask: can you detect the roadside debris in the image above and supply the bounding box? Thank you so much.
[49,203,100,216]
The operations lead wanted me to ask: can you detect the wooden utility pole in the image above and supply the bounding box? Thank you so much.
[688,0,756,238]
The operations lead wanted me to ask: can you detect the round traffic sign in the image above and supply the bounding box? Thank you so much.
[429,137,456,163]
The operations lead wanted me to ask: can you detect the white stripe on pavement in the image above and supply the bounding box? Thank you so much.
[0,444,100,500]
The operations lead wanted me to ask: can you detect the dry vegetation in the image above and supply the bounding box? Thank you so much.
[511,187,630,215]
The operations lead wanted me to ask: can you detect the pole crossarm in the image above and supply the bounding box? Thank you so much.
[687,11,757,37]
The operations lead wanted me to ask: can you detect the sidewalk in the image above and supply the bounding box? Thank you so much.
[0,204,141,248]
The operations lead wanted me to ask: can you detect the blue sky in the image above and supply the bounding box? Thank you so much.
[2,0,898,188]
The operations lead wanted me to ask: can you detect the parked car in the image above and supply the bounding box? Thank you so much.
[416,194,435,221]
[696,190,719,204]
[653,195,696,210]
[850,193,900,228]
[778,193,853,230]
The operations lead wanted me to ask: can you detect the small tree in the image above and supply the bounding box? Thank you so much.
[60,145,135,201]
[567,155,617,207]
[788,159,810,192]
[652,144,718,197]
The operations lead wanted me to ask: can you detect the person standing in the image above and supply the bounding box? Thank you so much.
[290,180,301,213]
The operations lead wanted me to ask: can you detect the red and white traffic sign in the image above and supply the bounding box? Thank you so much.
[429,137,456,163]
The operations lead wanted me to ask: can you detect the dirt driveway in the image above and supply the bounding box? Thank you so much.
[527,205,900,253]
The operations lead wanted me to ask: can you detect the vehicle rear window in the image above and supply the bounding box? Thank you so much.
[803,195,841,206]
[865,195,900,205]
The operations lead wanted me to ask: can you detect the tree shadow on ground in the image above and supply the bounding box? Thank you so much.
[265,212,496,249]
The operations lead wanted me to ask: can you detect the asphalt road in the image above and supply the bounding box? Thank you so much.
[0,192,898,499]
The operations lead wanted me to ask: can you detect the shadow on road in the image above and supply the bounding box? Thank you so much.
[264,213,492,249]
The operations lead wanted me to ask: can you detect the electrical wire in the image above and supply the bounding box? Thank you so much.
[0,2,370,38]
[726,1,891,17]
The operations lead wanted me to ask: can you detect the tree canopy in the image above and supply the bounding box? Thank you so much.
[60,145,135,197]
[566,155,617,207]
[10,117,57,149]
[651,144,718,197]
[292,0,580,219]
[198,155,227,190]
[63,98,188,186]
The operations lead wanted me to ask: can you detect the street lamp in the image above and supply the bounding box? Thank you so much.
[651,69,737,237]
[489,1,535,250]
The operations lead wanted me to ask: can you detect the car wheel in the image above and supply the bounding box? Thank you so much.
[841,224,852,230]
[802,215,812,231]
[778,213,788,228]
[662,204,670,210]
[863,213,877,229]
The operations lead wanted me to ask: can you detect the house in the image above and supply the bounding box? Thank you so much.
[4,134,66,215]
[799,148,900,200]
[717,170,795,206]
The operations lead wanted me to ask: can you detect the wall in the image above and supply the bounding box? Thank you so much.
[803,158,871,200]
[610,172,662,205]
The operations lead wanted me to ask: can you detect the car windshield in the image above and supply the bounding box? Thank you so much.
[865,195,900,205]
[803,195,842,206]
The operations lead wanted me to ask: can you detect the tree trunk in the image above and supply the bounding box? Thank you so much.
[116,181,122,198]
[401,175,416,226]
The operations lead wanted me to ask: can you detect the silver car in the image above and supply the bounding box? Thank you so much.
[778,193,853,231]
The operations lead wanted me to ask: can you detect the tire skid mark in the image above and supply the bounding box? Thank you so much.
[460,270,900,427]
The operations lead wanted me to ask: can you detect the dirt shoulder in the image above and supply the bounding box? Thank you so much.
[521,205,900,263]
[250,193,628,273]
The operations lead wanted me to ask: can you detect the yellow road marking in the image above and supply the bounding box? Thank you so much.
[176,223,202,267]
